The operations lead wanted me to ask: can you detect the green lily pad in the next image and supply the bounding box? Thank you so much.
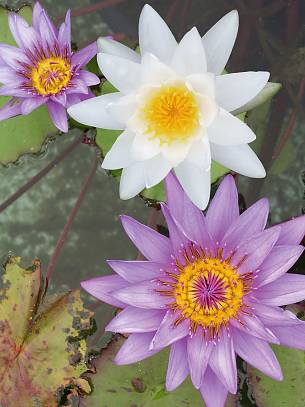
[0,256,94,406]
[0,6,57,165]
[248,344,305,407]
[81,335,237,407]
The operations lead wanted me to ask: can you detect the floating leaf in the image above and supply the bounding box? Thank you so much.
[0,256,94,406]
[81,335,237,407]
[0,6,57,165]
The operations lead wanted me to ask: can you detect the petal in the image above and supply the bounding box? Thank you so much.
[161,140,192,167]
[254,274,305,306]
[0,98,22,121]
[185,137,211,170]
[171,27,207,75]
[81,275,129,308]
[21,97,45,115]
[115,332,159,365]
[144,155,172,189]
[209,329,237,393]
[131,134,161,162]
[47,101,68,133]
[0,44,29,70]
[206,174,239,242]
[270,215,305,245]
[79,70,100,86]
[231,314,279,344]
[216,71,270,112]
[164,172,215,249]
[120,214,172,262]
[150,311,189,350]
[113,280,170,309]
[210,142,266,178]
[251,302,301,327]
[102,130,134,170]
[221,198,269,253]
[8,13,39,50]
[187,329,213,389]
[200,367,228,407]
[97,53,140,94]
[0,66,19,83]
[106,307,164,333]
[107,95,137,126]
[208,108,256,145]
[232,328,283,380]
[67,92,124,129]
[39,10,57,50]
[166,339,189,391]
[175,161,211,210]
[32,2,43,29]
[255,245,304,287]
[141,53,176,85]
[58,10,71,50]
[269,324,305,350]
[107,260,164,283]
[0,83,30,98]
[202,10,239,75]
[187,73,215,99]
[139,4,177,64]
[119,161,146,199]
[72,42,97,67]
[98,37,140,63]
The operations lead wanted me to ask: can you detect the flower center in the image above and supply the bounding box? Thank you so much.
[140,84,200,144]
[31,57,71,96]
[157,246,253,340]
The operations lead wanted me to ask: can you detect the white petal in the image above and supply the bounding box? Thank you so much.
[97,53,140,94]
[202,10,239,74]
[185,137,211,169]
[107,95,137,126]
[131,134,161,161]
[141,53,177,86]
[208,108,256,145]
[144,154,172,188]
[171,27,207,75]
[120,161,146,199]
[197,94,218,126]
[175,161,211,210]
[186,73,215,98]
[139,4,177,64]
[216,71,270,112]
[102,130,134,170]
[67,93,124,129]
[211,142,266,178]
[161,140,192,167]
[97,37,140,63]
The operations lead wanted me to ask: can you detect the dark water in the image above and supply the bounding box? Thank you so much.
[0,0,304,405]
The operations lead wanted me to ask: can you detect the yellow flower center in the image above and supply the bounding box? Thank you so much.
[31,57,71,96]
[140,84,200,144]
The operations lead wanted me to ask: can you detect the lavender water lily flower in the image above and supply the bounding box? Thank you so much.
[0,2,99,132]
[82,174,305,407]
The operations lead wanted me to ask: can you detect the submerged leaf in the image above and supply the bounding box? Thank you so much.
[0,256,94,406]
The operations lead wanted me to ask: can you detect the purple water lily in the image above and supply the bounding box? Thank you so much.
[0,2,99,132]
[82,173,305,407]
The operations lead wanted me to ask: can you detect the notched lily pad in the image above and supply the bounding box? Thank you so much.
[81,335,237,407]
[0,6,57,166]
[0,256,94,406]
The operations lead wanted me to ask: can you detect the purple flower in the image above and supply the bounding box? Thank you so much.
[82,173,305,407]
[0,2,99,132]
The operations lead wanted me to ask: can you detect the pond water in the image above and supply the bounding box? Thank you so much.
[0,0,304,405]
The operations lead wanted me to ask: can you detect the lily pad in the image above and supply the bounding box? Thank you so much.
[0,6,57,165]
[0,256,94,406]
[81,335,237,407]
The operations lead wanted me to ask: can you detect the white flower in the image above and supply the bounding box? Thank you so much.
[68,5,267,209]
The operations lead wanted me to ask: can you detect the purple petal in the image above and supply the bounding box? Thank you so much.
[0,66,19,83]
[232,328,283,380]
[67,78,89,95]
[254,274,305,306]
[106,306,164,333]
[150,311,189,350]
[21,97,46,115]
[221,198,269,254]
[206,174,239,242]
[0,98,22,120]
[209,329,237,393]
[9,13,39,50]
[107,260,164,283]
[251,302,301,327]
[47,101,68,132]
[114,332,159,365]
[164,171,215,250]
[0,83,31,98]
[120,215,172,262]
[112,280,171,309]
[200,367,228,407]
[81,275,128,308]
[187,328,213,389]
[51,93,67,107]
[0,44,29,69]
[255,245,304,287]
[230,314,279,344]
[271,215,305,245]
[71,42,97,68]
[58,10,71,50]
[269,323,305,350]
[231,227,280,273]
[78,70,100,86]
[39,9,58,50]
[166,338,189,391]
[32,2,43,29]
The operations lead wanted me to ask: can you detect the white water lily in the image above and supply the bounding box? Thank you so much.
[68,4,267,209]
